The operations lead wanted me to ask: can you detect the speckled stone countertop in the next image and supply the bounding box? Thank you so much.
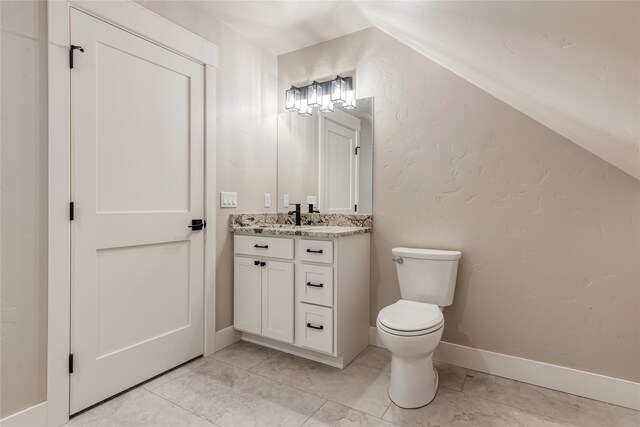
[231,224,370,238]
[229,213,372,238]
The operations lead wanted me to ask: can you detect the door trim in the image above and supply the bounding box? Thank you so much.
[47,1,218,425]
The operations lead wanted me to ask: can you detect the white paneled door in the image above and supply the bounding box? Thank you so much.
[70,9,205,413]
[320,114,360,214]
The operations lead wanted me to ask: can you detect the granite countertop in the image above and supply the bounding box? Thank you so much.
[231,224,370,238]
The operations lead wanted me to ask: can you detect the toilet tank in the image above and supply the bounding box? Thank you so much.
[392,248,462,307]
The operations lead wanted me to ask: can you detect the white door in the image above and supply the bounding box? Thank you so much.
[70,9,205,413]
[234,257,262,335]
[320,113,360,213]
[261,260,294,343]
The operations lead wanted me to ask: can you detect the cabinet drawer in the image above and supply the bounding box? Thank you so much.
[235,234,294,259]
[298,239,333,264]
[297,303,333,354]
[297,264,333,307]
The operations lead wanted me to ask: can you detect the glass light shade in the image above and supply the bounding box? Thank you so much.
[298,94,313,117]
[343,87,356,109]
[331,76,347,103]
[307,81,323,107]
[285,87,301,111]
[319,92,334,112]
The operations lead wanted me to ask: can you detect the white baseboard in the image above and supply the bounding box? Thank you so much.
[0,401,47,427]
[369,326,640,410]
[215,325,241,352]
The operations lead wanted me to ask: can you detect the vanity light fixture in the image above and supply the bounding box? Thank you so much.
[285,76,354,116]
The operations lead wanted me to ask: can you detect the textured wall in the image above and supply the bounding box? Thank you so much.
[278,28,640,382]
[0,0,48,418]
[136,1,278,333]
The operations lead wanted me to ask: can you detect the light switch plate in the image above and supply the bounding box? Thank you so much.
[220,191,237,208]
[283,194,289,207]
[264,193,271,208]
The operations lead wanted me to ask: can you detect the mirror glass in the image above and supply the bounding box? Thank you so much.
[277,97,373,214]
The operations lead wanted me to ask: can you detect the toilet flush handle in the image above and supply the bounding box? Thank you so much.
[391,257,404,264]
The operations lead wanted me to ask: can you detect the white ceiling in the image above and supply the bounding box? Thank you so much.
[189,1,372,55]
[189,0,640,179]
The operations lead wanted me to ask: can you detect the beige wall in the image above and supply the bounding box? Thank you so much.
[278,28,640,382]
[133,1,279,333]
[0,0,49,418]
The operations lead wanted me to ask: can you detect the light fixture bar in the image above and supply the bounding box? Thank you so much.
[285,76,354,117]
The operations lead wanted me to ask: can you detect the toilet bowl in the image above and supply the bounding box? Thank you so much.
[377,300,444,408]
[378,247,461,409]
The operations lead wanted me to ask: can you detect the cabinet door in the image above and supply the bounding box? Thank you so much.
[261,260,294,343]
[234,257,262,335]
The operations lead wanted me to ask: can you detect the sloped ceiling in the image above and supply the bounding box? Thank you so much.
[190,0,640,179]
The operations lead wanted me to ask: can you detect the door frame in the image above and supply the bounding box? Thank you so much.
[47,1,218,425]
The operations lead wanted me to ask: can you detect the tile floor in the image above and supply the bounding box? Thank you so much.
[66,342,640,427]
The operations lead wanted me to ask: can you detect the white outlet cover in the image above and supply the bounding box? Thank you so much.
[264,193,271,208]
[283,194,289,207]
[307,195,317,205]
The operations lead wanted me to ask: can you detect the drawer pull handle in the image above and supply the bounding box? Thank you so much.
[306,249,323,254]
[254,260,260,266]
[254,244,269,249]
[306,282,324,288]
[307,323,324,330]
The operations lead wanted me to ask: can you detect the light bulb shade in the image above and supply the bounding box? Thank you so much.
[285,86,301,111]
[319,87,334,112]
[307,81,323,107]
[343,79,356,109]
[331,76,347,103]
[298,94,313,116]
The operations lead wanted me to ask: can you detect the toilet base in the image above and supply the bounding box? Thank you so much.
[389,353,439,409]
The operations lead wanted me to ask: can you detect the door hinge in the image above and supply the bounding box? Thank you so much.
[69,45,84,69]
[70,202,75,221]
[69,354,74,374]
[355,146,359,155]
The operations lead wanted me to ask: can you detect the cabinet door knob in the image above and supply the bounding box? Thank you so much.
[254,260,260,266]
[260,261,266,267]
[306,323,324,330]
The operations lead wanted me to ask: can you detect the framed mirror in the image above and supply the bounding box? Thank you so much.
[277,97,373,214]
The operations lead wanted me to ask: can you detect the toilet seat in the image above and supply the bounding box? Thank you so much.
[377,300,444,336]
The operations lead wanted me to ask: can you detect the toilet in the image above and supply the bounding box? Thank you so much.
[377,247,462,408]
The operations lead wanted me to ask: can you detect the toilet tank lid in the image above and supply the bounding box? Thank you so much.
[392,247,462,260]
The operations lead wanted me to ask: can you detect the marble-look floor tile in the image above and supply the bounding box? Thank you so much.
[463,370,630,427]
[303,401,397,427]
[211,340,279,370]
[383,386,577,427]
[153,358,325,427]
[353,346,391,371]
[66,388,214,427]
[607,404,640,427]
[142,357,209,390]
[251,352,391,418]
[435,361,468,392]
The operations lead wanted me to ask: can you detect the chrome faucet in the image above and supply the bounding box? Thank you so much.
[288,203,302,226]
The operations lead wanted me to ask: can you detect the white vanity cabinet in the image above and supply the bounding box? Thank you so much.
[233,231,370,368]
[234,235,295,343]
